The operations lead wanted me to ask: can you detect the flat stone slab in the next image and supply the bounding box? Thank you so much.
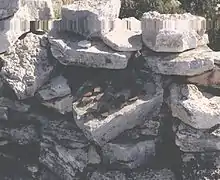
[174,122,220,152]
[0,0,54,20]
[60,0,121,37]
[37,75,71,101]
[0,6,30,53]
[143,46,215,76]
[141,11,207,52]
[0,33,54,100]
[169,83,220,129]
[101,17,142,51]
[48,31,132,69]
[72,68,163,146]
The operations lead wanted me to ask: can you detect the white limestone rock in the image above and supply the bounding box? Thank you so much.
[59,0,121,37]
[175,122,220,152]
[0,0,54,21]
[0,33,54,100]
[141,11,207,52]
[0,6,30,53]
[143,46,215,76]
[101,17,142,51]
[72,74,163,146]
[169,83,220,129]
[37,75,71,101]
[49,31,132,69]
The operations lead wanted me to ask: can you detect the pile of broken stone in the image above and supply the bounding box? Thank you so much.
[0,0,220,179]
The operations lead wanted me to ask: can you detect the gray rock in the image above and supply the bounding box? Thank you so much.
[41,95,73,114]
[89,171,126,180]
[0,124,39,145]
[169,83,220,129]
[88,145,101,165]
[0,106,8,121]
[175,122,220,152]
[143,46,215,76]
[40,120,89,180]
[37,75,71,101]
[0,97,30,112]
[0,6,30,53]
[73,74,163,146]
[102,140,156,169]
[60,0,121,37]
[0,33,54,99]
[128,169,176,180]
[48,31,132,69]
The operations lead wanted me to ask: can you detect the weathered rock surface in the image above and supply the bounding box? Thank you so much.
[102,140,156,169]
[39,120,89,180]
[88,145,101,164]
[0,33,54,99]
[141,11,207,52]
[49,31,132,69]
[0,6,30,53]
[89,171,126,180]
[143,46,215,76]
[187,66,220,86]
[60,0,121,37]
[174,122,220,152]
[101,17,142,51]
[0,0,54,20]
[169,83,220,129]
[37,75,71,101]
[72,69,163,146]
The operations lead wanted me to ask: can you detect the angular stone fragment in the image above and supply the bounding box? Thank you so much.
[73,72,163,146]
[88,145,101,165]
[0,33,54,99]
[175,122,220,152]
[41,95,74,114]
[89,171,126,180]
[60,0,121,37]
[102,140,156,169]
[141,11,207,52]
[37,75,71,101]
[0,107,8,121]
[0,0,54,21]
[101,17,142,51]
[40,120,89,180]
[0,6,30,53]
[143,46,215,76]
[169,83,220,129]
[49,31,132,69]
[128,169,176,180]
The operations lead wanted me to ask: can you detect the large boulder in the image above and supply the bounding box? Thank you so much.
[0,0,54,20]
[48,31,132,69]
[141,11,208,52]
[0,33,54,99]
[143,46,215,76]
[59,0,121,37]
[169,83,220,129]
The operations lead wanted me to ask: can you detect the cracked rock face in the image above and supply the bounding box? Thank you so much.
[60,0,121,37]
[39,120,89,180]
[143,46,215,76]
[72,67,163,146]
[0,33,54,100]
[49,31,132,69]
[141,11,207,52]
[169,83,220,129]
[0,0,54,20]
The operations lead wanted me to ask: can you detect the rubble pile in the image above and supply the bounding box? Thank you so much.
[0,0,219,179]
